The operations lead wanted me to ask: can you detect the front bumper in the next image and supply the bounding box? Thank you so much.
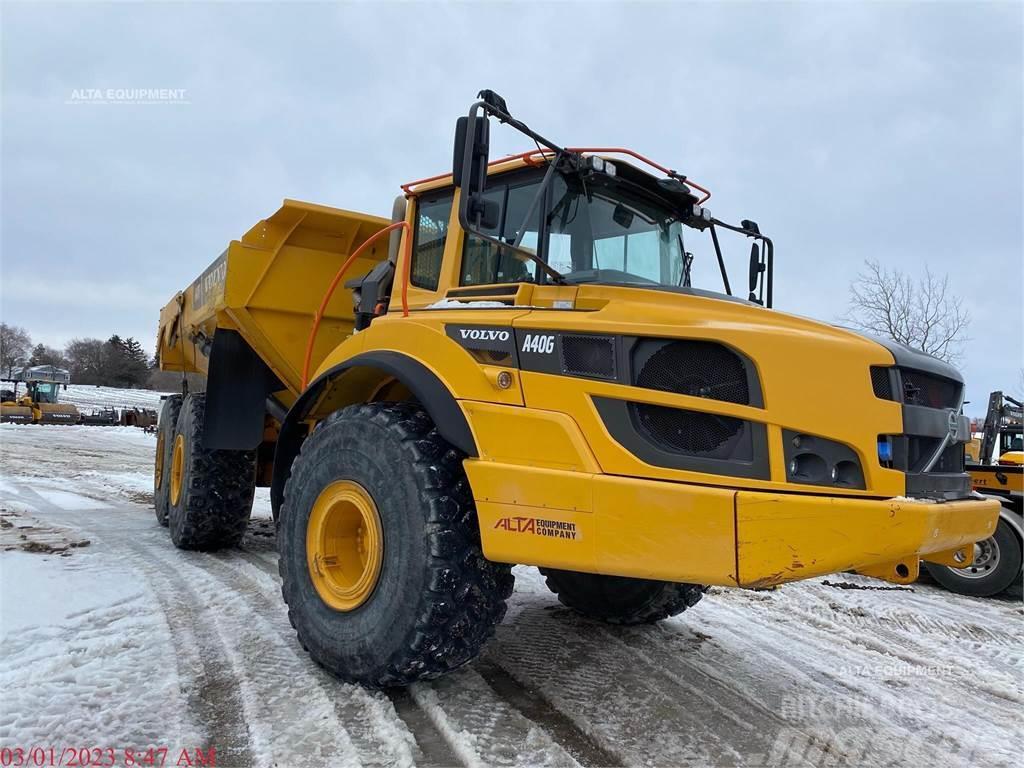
[733,490,998,587]
[468,461,1001,588]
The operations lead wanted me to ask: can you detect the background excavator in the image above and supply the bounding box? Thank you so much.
[0,366,81,424]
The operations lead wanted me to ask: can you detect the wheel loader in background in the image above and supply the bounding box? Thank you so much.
[154,90,1000,688]
[925,391,1023,596]
[0,366,80,424]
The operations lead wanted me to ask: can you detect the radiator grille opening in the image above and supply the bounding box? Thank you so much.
[901,369,961,409]
[630,403,748,458]
[633,340,749,405]
[870,366,894,400]
[560,335,616,380]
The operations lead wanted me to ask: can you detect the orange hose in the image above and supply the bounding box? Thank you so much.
[301,220,409,390]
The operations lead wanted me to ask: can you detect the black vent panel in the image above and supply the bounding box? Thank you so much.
[560,334,616,380]
[633,340,750,405]
[871,366,894,400]
[901,369,961,409]
[630,403,747,458]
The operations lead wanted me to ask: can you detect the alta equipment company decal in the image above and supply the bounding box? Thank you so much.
[493,516,581,540]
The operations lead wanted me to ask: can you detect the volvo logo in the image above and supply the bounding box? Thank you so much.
[458,328,510,342]
[947,410,960,441]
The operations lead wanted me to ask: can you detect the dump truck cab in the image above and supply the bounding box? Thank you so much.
[155,90,999,688]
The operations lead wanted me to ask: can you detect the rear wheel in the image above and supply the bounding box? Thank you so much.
[153,395,183,526]
[168,393,256,551]
[541,568,707,624]
[924,517,1022,597]
[278,402,513,688]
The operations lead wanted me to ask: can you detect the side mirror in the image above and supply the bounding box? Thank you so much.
[748,242,763,302]
[453,115,489,196]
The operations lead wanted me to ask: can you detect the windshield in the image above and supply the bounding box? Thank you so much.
[460,165,740,293]
[32,382,58,403]
[545,173,685,287]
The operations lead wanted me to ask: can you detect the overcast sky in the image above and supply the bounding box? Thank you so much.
[1,1,1021,414]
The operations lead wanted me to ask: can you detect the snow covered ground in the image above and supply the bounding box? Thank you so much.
[0,424,1020,767]
[60,384,171,413]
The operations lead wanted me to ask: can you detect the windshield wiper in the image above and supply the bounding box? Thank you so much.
[506,151,568,285]
[677,233,694,287]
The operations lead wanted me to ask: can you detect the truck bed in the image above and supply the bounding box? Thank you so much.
[156,199,390,396]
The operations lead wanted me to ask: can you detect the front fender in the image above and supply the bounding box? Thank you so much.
[271,350,478,517]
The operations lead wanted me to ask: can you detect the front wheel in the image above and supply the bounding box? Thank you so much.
[278,402,514,688]
[923,517,1022,597]
[540,568,707,624]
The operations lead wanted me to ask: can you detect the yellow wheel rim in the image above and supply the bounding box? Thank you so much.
[170,433,186,506]
[154,432,166,490]
[306,480,383,612]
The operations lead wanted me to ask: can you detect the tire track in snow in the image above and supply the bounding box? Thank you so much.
[472,657,623,768]
[408,669,580,768]
[202,547,585,767]
[228,547,466,768]
[129,555,256,766]
[226,543,607,767]
[491,598,809,767]
[56,508,371,767]
[387,688,467,768]
[140,540,405,768]
[185,545,449,768]
[8,484,252,763]
[693,594,1019,765]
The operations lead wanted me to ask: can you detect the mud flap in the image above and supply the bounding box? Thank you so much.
[204,329,281,450]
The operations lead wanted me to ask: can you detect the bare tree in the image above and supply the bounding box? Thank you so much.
[0,323,32,377]
[843,259,970,363]
[28,343,66,368]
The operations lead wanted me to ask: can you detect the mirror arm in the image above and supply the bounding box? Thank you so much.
[764,237,774,308]
[512,151,562,249]
[708,224,732,296]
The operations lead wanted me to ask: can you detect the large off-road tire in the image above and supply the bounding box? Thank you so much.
[153,395,183,527]
[540,568,707,625]
[278,402,514,688]
[167,393,256,551]
[923,516,1022,597]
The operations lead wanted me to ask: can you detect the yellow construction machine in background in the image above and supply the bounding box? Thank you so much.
[0,366,80,425]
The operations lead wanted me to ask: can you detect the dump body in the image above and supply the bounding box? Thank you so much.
[157,199,390,401]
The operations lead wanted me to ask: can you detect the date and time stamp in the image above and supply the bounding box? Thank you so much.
[0,748,215,768]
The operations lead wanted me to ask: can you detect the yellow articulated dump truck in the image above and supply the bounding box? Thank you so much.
[155,90,999,688]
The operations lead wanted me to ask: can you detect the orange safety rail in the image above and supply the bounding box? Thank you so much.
[401,147,711,203]
[301,220,410,390]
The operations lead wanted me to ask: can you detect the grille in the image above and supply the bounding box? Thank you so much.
[870,366,894,400]
[633,340,749,404]
[901,369,961,409]
[631,403,745,457]
[898,435,966,473]
[560,335,616,379]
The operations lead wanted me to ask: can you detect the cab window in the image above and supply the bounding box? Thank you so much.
[460,174,542,286]
[411,191,453,291]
